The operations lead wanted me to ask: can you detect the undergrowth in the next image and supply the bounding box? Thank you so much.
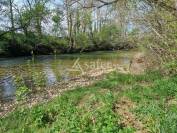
[0,71,177,133]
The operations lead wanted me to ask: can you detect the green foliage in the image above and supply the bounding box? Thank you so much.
[0,33,34,56]
[16,86,30,101]
[95,71,162,89]
[75,33,91,48]
[124,74,177,133]
[0,23,132,56]
[41,36,68,49]
[164,61,177,75]
[14,76,31,101]
[0,87,123,132]
[52,15,61,24]
[93,25,121,45]
[153,78,177,97]
[1,71,177,133]
[32,71,46,87]
[0,40,8,55]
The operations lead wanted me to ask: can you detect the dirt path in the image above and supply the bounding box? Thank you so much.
[114,97,149,133]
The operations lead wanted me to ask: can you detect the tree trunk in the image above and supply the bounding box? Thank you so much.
[9,0,15,43]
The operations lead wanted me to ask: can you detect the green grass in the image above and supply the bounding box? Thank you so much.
[0,71,177,133]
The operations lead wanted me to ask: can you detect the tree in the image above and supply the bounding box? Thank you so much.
[52,8,63,37]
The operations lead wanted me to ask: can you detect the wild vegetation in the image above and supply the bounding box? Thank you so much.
[0,0,177,132]
[1,71,177,132]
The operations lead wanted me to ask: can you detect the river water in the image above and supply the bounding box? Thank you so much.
[0,50,136,101]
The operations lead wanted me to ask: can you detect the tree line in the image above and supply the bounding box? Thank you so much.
[0,0,177,73]
[0,0,138,56]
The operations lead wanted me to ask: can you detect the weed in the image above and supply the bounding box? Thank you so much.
[1,71,177,133]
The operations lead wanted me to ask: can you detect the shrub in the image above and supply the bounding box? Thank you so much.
[75,33,91,49]
[93,25,121,46]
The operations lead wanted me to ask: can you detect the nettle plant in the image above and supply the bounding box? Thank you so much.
[14,75,31,101]
[32,71,46,88]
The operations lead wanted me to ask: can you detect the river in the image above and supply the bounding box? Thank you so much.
[0,50,137,102]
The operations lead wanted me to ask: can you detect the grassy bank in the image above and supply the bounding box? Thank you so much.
[0,71,177,133]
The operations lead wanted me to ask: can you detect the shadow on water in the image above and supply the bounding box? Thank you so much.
[0,50,136,102]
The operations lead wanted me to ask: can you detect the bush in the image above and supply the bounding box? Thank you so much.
[93,25,121,45]
[75,33,91,49]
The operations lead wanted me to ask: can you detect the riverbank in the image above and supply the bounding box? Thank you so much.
[2,51,175,133]
[0,51,147,117]
[1,70,177,132]
[0,63,130,117]
[0,49,140,103]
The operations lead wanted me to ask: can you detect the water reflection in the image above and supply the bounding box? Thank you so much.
[43,65,57,85]
[0,76,15,101]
